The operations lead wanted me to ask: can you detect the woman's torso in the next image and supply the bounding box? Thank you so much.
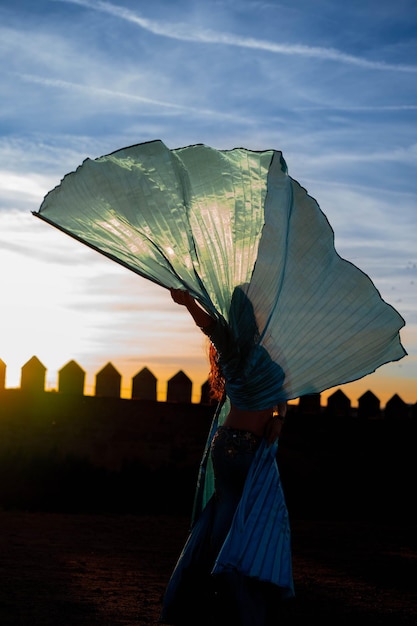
[223,403,273,438]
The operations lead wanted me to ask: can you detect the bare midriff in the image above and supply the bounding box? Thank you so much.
[223,403,274,438]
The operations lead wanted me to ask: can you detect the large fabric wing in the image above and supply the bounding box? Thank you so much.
[35,140,406,400]
[36,140,271,319]
[245,152,406,398]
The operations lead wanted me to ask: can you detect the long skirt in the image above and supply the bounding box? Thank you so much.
[160,427,292,626]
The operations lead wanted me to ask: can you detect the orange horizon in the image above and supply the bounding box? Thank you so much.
[2,359,414,408]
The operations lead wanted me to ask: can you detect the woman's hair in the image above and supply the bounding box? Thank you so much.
[208,342,225,402]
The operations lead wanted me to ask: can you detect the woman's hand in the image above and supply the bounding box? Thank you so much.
[170,288,214,329]
[170,288,194,306]
[264,415,284,446]
[264,403,287,446]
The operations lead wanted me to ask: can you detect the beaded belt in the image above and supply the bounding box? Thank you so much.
[211,426,261,458]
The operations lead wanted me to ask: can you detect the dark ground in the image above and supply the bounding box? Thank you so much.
[0,512,416,625]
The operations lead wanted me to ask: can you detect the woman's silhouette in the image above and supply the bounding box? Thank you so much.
[160,287,293,626]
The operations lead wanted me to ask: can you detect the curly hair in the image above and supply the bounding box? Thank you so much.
[207,341,225,402]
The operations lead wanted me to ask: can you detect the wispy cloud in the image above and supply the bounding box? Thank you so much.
[59,0,417,72]
[0,0,414,402]
[0,171,51,198]
[295,105,417,112]
[301,143,417,165]
[17,73,192,111]
[16,72,254,123]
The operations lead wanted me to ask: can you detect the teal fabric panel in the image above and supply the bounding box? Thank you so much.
[202,308,285,410]
[35,140,406,403]
[212,439,294,596]
[173,144,273,318]
[36,141,272,321]
[246,152,406,399]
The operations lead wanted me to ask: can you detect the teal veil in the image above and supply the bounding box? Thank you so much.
[34,140,406,403]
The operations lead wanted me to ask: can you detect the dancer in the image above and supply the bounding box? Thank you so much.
[160,288,294,626]
[34,139,406,624]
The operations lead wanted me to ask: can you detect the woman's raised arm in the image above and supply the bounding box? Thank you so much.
[170,288,215,330]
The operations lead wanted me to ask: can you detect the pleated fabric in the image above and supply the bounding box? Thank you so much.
[212,438,294,596]
[161,412,294,624]
[190,399,292,593]
[35,140,406,401]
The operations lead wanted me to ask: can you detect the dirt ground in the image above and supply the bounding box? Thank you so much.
[0,511,416,625]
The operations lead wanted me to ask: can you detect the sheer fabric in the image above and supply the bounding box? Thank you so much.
[34,140,406,402]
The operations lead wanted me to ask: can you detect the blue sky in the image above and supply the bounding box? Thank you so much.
[0,0,416,403]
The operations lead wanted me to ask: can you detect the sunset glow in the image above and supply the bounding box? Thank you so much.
[0,1,415,407]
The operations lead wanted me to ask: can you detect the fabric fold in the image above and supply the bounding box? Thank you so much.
[34,140,406,402]
[212,440,294,597]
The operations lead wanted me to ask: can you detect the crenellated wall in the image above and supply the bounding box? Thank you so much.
[0,355,415,416]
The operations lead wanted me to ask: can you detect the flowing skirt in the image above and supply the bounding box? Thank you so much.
[160,427,294,626]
